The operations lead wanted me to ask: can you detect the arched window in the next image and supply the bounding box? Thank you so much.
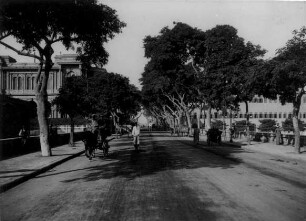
[18,76,22,90]
[26,76,31,90]
[31,77,35,90]
[12,77,17,89]
[47,74,52,89]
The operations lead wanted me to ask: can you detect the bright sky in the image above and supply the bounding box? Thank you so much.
[1,0,305,89]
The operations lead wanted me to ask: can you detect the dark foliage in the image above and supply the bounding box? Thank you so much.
[282,118,306,132]
[258,119,277,132]
[233,120,256,132]
[0,95,37,138]
[211,120,225,130]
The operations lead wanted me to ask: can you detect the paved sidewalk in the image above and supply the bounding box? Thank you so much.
[198,134,306,162]
[0,141,85,193]
[230,140,306,162]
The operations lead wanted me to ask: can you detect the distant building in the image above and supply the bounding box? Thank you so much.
[193,95,306,128]
[0,54,82,118]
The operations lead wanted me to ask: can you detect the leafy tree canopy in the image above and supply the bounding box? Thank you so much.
[263,26,306,105]
[0,0,126,66]
[141,22,203,122]
[86,69,141,123]
[193,25,266,109]
[142,22,200,96]
[52,76,87,118]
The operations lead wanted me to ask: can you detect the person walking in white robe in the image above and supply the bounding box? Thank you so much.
[132,122,140,151]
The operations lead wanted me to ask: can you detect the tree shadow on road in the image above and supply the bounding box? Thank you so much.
[62,137,242,183]
[179,139,256,163]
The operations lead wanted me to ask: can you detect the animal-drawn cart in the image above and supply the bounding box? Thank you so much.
[206,128,222,146]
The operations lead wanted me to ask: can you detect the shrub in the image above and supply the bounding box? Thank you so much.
[282,118,306,132]
[258,119,277,132]
[211,120,225,130]
[233,120,256,132]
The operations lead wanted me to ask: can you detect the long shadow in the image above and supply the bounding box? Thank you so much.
[62,136,241,183]
[0,169,37,174]
[179,139,255,163]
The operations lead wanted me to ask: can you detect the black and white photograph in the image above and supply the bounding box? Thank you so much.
[0,0,306,220]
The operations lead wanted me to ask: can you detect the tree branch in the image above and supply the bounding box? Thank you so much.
[51,37,80,44]
[165,105,179,118]
[51,32,57,42]
[191,59,199,75]
[0,41,42,61]
[164,94,183,112]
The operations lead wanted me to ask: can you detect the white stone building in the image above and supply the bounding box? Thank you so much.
[0,54,82,118]
[192,95,306,128]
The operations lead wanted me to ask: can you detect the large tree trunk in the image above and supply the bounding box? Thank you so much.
[175,116,180,136]
[35,53,53,157]
[245,101,251,144]
[292,97,302,153]
[222,113,226,141]
[185,110,192,136]
[36,92,51,156]
[197,110,201,129]
[69,116,75,147]
[206,105,212,129]
[111,112,119,138]
[292,116,300,153]
[229,109,233,142]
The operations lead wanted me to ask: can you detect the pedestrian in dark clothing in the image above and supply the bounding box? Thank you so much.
[19,126,29,146]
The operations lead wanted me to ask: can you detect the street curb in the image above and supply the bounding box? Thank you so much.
[0,150,85,193]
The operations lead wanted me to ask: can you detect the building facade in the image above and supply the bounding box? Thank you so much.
[194,95,306,128]
[0,54,82,118]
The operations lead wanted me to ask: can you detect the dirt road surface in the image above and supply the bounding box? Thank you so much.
[1,132,306,221]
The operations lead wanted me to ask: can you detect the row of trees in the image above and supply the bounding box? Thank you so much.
[140,22,306,153]
[52,68,141,146]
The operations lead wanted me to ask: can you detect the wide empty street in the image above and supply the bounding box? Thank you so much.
[1,132,306,221]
